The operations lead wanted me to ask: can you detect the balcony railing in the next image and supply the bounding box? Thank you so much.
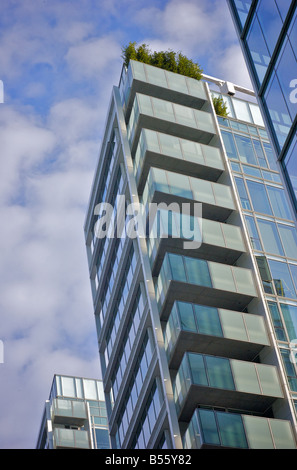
[174,352,284,420]
[155,252,257,320]
[51,398,87,425]
[119,60,208,119]
[53,428,91,449]
[183,408,296,449]
[164,300,270,367]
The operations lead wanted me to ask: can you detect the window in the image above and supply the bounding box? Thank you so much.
[266,185,293,220]
[278,224,297,259]
[280,304,297,341]
[234,134,257,165]
[245,215,262,250]
[235,177,251,210]
[221,130,238,160]
[269,260,297,299]
[246,180,273,215]
[257,219,284,256]
[246,15,270,85]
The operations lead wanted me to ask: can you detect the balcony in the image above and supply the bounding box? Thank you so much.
[127,93,217,156]
[134,128,224,195]
[155,253,257,321]
[147,210,246,276]
[119,60,208,121]
[53,428,91,449]
[174,352,284,421]
[142,167,236,224]
[51,398,88,426]
[183,408,296,449]
[165,300,270,368]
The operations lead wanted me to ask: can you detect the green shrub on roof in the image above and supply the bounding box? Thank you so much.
[122,42,203,81]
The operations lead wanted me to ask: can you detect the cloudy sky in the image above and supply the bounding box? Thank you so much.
[0,0,253,449]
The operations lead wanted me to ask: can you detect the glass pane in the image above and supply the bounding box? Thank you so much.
[257,219,284,255]
[264,72,292,150]
[194,305,223,337]
[145,64,167,88]
[235,177,251,210]
[233,266,256,296]
[257,0,283,55]
[205,355,235,390]
[168,253,187,282]
[246,180,273,215]
[188,353,208,386]
[231,360,261,394]
[256,363,283,397]
[245,215,262,250]
[216,412,248,449]
[221,130,238,160]
[245,314,269,345]
[246,15,270,85]
[234,134,257,165]
[233,0,253,29]
[159,133,181,158]
[166,71,188,94]
[278,224,297,260]
[269,260,297,299]
[167,171,192,199]
[243,416,274,449]
[174,103,194,127]
[281,303,297,341]
[219,310,248,342]
[276,38,297,121]
[177,301,197,332]
[233,98,252,122]
[198,409,220,446]
[267,185,293,220]
[184,257,212,287]
[83,379,98,400]
[192,178,215,205]
[269,419,296,449]
[209,263,236,292]
[152,97,174,121]
[61,376,76,397]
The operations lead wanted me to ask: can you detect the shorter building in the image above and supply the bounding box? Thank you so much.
[36,374,110,449]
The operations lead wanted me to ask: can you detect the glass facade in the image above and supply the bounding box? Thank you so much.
[228,0,297,212]
[37,375,110,449]
[83,58,297,450]
[219,102,297,421]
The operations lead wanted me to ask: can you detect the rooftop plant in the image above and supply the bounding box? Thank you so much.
[122,42,203,81]
[212,95,229,118]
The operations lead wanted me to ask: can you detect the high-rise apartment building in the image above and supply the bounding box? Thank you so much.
[227,0,297,211]
[36,374,110,449]
[84,58,297,449]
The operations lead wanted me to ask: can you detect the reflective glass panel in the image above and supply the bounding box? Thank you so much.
[205,355,235,390]
[221,130,238,160]
[246,180,273,215]
[234,134,257,165]
[278,224,297,259]
[257,0,283,55]
[266,185,293,220]
[269,260,297,299]
[198,409,220,446]
[188,353,208,386]
[257,219,284,255]
[216,412,248,449]
[246,15,270,84]
[194,305,223,337]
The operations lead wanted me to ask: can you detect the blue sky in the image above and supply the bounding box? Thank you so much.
[0,0,252,449]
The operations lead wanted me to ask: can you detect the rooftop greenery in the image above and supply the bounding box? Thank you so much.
[122,42,203,81]
[212,95,229,118]
[122,42,229,118]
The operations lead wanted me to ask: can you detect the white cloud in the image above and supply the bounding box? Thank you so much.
[65,35,121,79]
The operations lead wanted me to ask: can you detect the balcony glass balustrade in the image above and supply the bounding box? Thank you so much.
[174,352,283,419]
[183,408,296,449]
